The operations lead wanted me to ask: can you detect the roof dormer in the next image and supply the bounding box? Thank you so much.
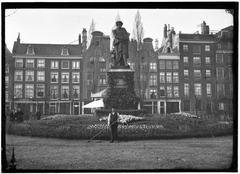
[26,45,35,55]
[61,47,69,56]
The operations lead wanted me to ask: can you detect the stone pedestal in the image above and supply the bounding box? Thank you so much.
[103,67,139,110]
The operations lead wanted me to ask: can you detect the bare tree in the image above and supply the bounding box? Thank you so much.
[132,10,144,50]
[132,10,145,105]
[87,19,95,48]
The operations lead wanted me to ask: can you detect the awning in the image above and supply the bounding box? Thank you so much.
[82,99,104,108]
[91,89,107,98]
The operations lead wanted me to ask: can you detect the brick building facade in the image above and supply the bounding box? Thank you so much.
[11,32,84,116]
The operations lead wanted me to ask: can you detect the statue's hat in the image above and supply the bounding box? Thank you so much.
[116,20,123,26]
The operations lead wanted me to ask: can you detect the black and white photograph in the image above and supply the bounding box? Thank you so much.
[2,2,237,172]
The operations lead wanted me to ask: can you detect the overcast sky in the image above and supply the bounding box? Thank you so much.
[5,9,233,51]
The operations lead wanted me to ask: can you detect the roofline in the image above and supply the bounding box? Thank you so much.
[179,40,215,44]
[13,55,83,59]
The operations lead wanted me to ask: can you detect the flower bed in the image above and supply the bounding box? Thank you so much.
[99,114,145,124]
[6,114,233,140]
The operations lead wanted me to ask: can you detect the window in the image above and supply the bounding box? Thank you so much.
[217,84,225,98]
[216,67,224,80]
[14,84,23,98]
[100,68,106,72]
[25,71,34,81]
[37,59,45,68]
[206,70,211,78]
[206,83,212,97]
[149,75,157,86]
[159,72,165,83]
[15,59,23,68]
[229,67,232,80]
[193,45,201,54]
[172,61,179,69]
[149,89,157,99]
[150,62,157,71]
[183,44,188,52]
[26,45,34,55]
[61,86,69,99]
[25,84,34,98]
[51,61,59,69]
[173,72,179,83]
[62,61,69,69]
[37,71,45,81]
[99,77,106,85]
[51,72,58,83]
[184,69,189,77]
[193,57,201,65]
[167,86,172,97]
[194,70,201,79]
[50,86,58,99]
[184,83,189,97]
[36,84,45,98]
[15,71,23,81]
[166,61,172,69]
[183,57,188,64]
[5,76,9,89]
[6,65,9,73]
[61,47,69,56]
[159,86,165,97]
[205,57,210,64]
[72,86,80,98]
[216,54,223,64]
[159,60,165,69]
[218,43,221,49]
[26,59,34,68]
[173,86,179,97]
[72,72,80,83]
[205,45,210,51]
[218,103,225,110]
[194,83,202,96]
[61,72,69,83]
[5,91,9,101]
[72,61,80,69]
[166,72,172,83]
[229,84,233,96]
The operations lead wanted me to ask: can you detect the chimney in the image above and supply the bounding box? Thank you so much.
[164,24,167,38]
[17,33,20,44]
[78,34,81,45]
[82,28,87,51]
[201,21,209,35]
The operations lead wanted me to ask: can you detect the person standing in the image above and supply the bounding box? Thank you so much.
[108,108,120,143]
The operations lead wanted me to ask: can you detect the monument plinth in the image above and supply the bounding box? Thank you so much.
[103,20,139,110]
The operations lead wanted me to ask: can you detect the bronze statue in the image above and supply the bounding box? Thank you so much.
[112,20,130,67]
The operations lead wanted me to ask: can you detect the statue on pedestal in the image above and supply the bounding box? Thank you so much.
[112,20,130,67]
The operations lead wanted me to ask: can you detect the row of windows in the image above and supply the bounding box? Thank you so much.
[182,44,211,53]
[183,56,211,64]
[183,67,232,80]
[15,59,80,69]
[14,84,80,99]
[14,71,80,83]
[159,72,179,83]
[159,60,179,70]
[149,83,212,99]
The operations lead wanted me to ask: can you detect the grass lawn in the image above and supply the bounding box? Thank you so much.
[5,135,233,170]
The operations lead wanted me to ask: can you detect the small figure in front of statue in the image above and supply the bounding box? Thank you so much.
[108,108,120,143]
